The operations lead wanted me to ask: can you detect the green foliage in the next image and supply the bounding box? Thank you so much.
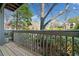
[17,4,33,19]
[10,20,16,29]
[68,16,79,29]
[47,27,63,30]
[68,16,79,24]
[11,4,33,30]
[75,23,79,29]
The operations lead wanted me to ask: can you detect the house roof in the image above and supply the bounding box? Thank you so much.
[0,3,23,11]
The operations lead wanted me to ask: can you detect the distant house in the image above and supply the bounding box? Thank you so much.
[49,20,59,28]
[29,21,40,30]
[63,22,76,30]
[4,20,12,30]
[47,20,63,30]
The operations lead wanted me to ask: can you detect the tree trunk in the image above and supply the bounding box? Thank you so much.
[40,3,45,30]
[16,11,19,30]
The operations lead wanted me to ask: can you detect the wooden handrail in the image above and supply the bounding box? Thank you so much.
[13,30,79,37]
[6,30,79,56]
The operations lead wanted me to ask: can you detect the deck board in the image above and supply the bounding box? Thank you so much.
[0,46,9,56]
[0,42,35,56]
[2,45,15,56]
[8,43,34,56]
[5,43,26,56]
[0,48,3,56]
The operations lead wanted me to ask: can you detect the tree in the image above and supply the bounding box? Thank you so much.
[68,16,79,29]
[40,3,69,30]
[40,3,45,30]
[11,4,33,30]
[39,4,71,55]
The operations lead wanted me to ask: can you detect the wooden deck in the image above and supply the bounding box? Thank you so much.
[0,42,35,56]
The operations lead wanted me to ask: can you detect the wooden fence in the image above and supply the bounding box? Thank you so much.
[9,30,79,56]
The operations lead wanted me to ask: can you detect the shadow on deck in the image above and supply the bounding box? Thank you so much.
[0,42,38,56]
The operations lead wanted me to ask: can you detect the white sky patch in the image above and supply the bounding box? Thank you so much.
[31,15,40,22]
[4,9,14,23]
[73,7,77,10]
[72,3,79,10]
[73,3,79,5]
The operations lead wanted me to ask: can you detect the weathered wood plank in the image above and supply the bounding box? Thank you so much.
[6,42,34,56]
[6,43,26,56]
[3,45,15,56]
[13,44,35,56]
[5,44,24,56]
[0,46,3,56]
[15,43,41,56]
[0,42,36,56]
[0,46,9,56]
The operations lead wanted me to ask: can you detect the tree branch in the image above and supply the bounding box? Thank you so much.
[43,3,58,20]
[44,3,69,28]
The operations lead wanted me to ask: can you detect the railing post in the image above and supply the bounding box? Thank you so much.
[43,34,45,55]
[55,35,57,55]
[49,35,53,56]
[60,36,62,55]
[26,33,27,47]
[39,34,42,54]
[65,36,67,54]
[46,34,48,56]
[31,33,33,51]
[36,34,38,53]
[72,36,74,56]
[35,34,37,52]
[12,31,14,41]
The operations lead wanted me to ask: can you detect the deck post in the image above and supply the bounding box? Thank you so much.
[0,4,6,45]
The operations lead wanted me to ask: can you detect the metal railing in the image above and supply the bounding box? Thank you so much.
[11,30,79,56]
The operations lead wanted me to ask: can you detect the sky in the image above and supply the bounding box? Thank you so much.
[4,3,79,24]
[28,3,79,23]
